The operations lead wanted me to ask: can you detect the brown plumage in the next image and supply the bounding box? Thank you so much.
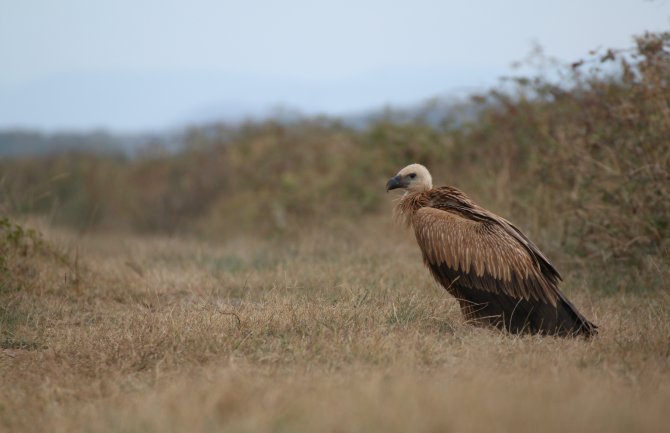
[387,163,597,337]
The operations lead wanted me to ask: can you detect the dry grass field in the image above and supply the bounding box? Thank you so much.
[1,217,669,433]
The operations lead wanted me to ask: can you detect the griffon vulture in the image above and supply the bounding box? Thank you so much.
[387,163,597,337]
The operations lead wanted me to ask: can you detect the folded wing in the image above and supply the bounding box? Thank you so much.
[413,207,559,305]
[412,206,597,335]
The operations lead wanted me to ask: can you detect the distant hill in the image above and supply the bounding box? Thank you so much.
[0,96,480,158]
[0,130,178,158]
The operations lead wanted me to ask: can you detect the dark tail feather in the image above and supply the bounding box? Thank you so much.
[453,285,597,337]
[553,291,598,337]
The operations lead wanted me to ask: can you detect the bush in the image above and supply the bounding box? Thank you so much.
[463,32,670,269]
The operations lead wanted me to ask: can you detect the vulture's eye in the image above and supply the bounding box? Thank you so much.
[408,173,417,179]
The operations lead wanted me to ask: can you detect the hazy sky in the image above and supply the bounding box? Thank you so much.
[1,0,668,131]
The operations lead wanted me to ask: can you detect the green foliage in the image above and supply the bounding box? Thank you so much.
[0,217,42,276]
[0,217,72,296]
[0,217,45,347]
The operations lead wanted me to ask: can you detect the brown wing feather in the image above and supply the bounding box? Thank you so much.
[412,207,559,305]
[427,186,562,284]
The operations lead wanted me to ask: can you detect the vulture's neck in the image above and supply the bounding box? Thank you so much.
[394,190,431,227]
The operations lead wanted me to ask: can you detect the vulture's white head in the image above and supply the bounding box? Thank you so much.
[386,163,433,193]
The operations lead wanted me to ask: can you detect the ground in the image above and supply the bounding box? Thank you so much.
[1,219,669,433]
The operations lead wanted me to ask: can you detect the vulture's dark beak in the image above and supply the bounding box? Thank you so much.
[386,175,405,192]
